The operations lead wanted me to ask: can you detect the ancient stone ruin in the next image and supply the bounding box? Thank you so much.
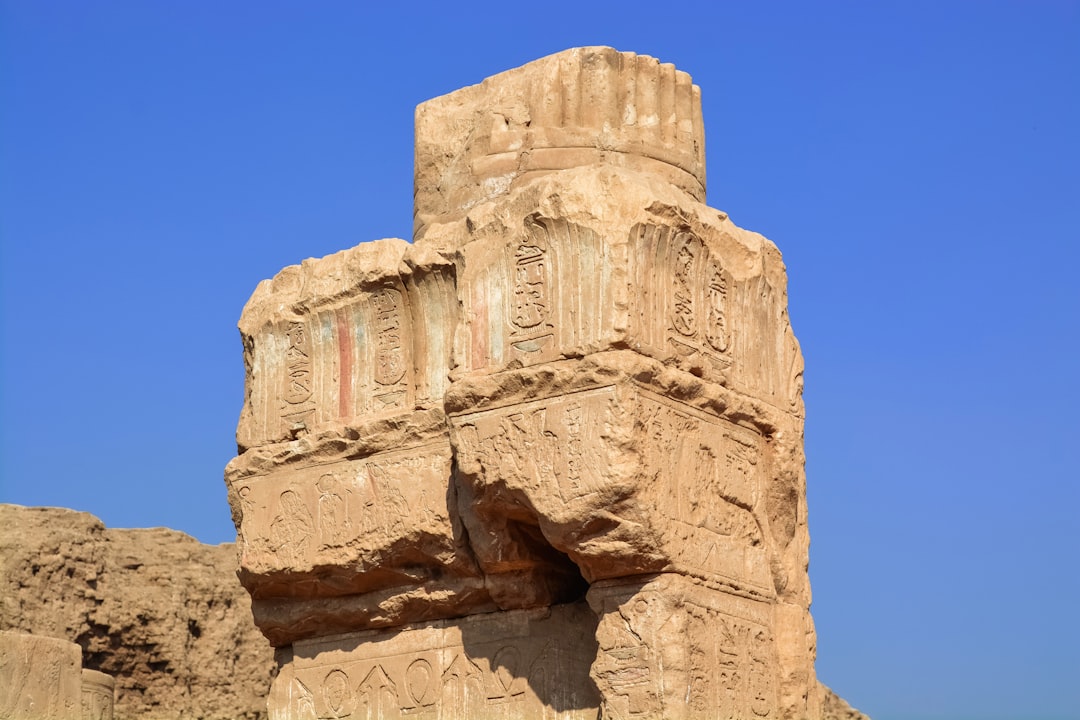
[0,631,114,720]
[0,504,275,720]
[225,47,865,719]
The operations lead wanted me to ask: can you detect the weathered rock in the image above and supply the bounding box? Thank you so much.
[819,684,871,720]
[0,504,275,720]
[228,46,865,720]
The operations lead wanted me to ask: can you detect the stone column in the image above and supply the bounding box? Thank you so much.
[229,47,821,720]
[0,631,115,720]
[80,670,115,720]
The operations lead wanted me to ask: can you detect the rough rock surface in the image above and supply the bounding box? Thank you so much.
[820,685,871,720]
[226,47,868,719]
[0,504,275,720]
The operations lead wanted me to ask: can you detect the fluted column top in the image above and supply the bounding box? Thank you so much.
[414,47,706,236]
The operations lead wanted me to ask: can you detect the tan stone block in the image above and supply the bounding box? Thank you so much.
[414,47,705,235]
[588,574,780,720]
[0,631,82,720]
[236,239,457,451]
[230,442,463,586]
[267,604,601,719]
[448,352,789,601]
[80,669,114,720]
[420,167,804,415]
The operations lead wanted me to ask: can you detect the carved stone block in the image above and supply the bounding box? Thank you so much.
[422,178,803,415]
[414,47,705,235]
[268,603,601,719]
[449,357,777,600]
[80,670,114,720]
[0,631,115,720]
[231,443,459,584]
[237,240,456,451]
[228,434,496,646]
[588,574,779,720]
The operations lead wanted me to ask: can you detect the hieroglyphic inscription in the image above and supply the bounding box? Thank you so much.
[452,387,614,502]
[632,223,732,368]
[233,445,451,575]
[508,215,554,353]
[282,320,317,433]
[592,593,662,719]
[80,670,115,720]
[686,607,776,718]
[590,579,779,720]
[705,257,729,352]
[671,232,700,337]
[372,289,406,387]
[270,605,599,720]
[637,391,771,594]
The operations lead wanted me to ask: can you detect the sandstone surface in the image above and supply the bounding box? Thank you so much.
[0,504,275,720]
[0,631,84,719]
[227,47,867,719]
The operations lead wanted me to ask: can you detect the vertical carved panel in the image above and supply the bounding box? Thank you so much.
[80,669,115,720]
[239,238,460,449]
[281,321,317,435]
[462,215,612,372]
[590,578,779,720]
[637,390,772,595]
[631,223,733,371]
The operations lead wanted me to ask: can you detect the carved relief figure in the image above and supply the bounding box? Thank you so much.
[441,654,484,718]
[80,687,113,720]
[594,599,660,719]
[361,462,411,537]
[511,235,549,332]
[486,646,525,704]
[292,678,317,720]
[284,322,313,403]
[316,473,350,548]
[270,490,314,566]
[505,215,557,358]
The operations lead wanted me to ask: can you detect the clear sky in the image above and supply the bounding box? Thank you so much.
[1,2,1077,719]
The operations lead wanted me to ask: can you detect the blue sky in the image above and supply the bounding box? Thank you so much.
[1,3,1077,719]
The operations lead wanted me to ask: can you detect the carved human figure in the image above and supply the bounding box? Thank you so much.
[316,473,350,548]
[270,490,314,566]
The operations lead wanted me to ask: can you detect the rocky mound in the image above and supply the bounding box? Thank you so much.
[0,504,274,720]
